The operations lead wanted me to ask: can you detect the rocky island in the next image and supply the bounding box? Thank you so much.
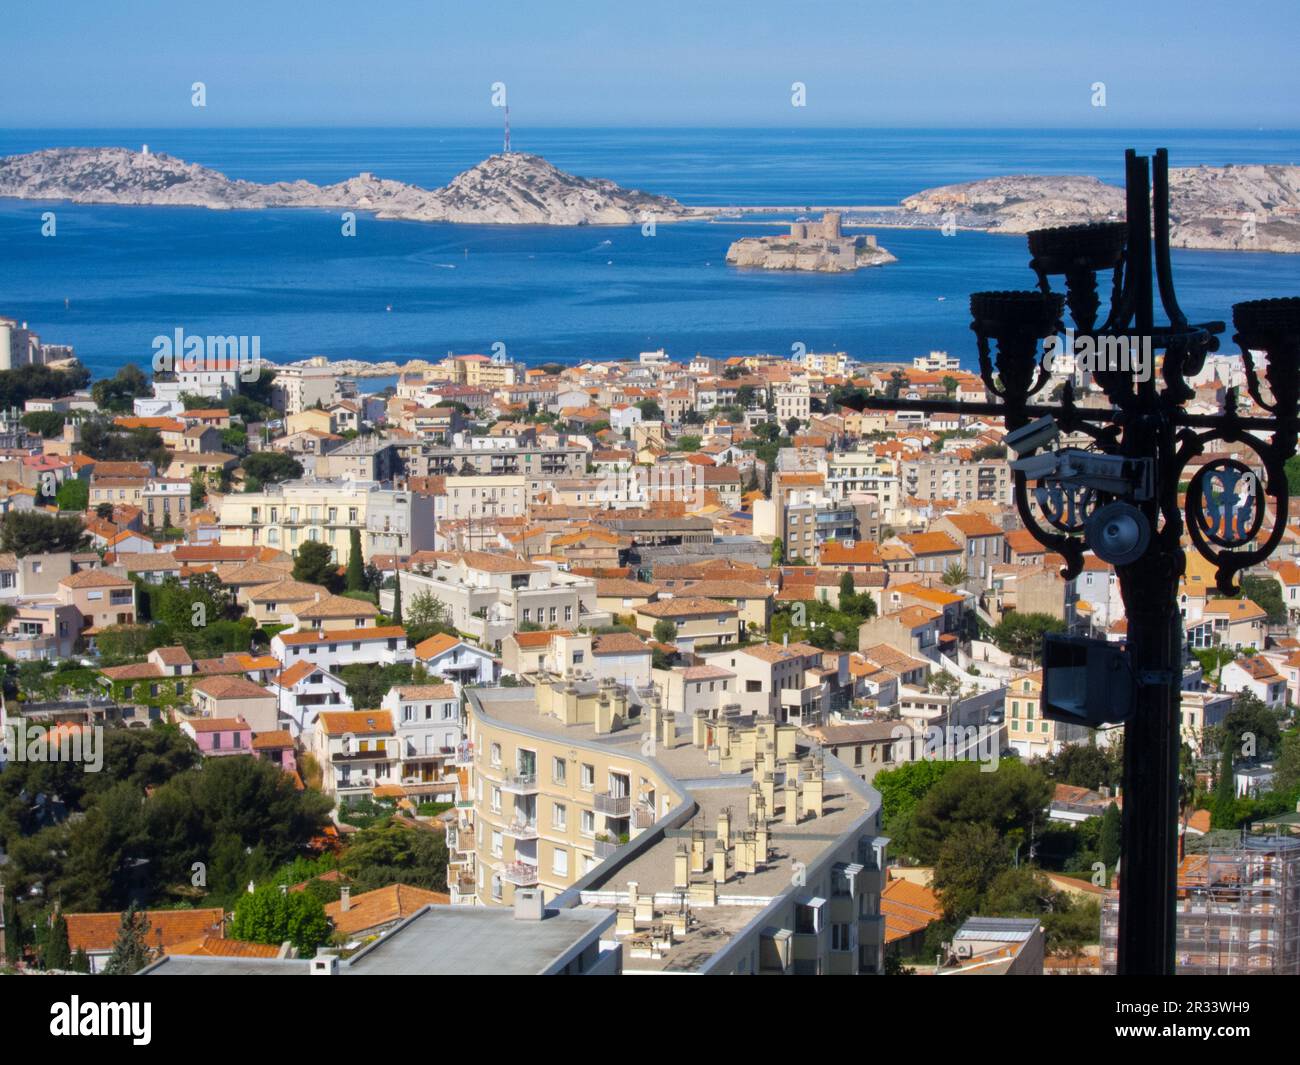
[725,212,896,272]
[850,164,1300,253]
[0,146,703,226]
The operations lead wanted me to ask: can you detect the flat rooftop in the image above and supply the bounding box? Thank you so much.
[470,684,876,973]
[344,905,613,975]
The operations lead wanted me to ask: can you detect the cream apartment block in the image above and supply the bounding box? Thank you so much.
[313,709,399,801]
[453,681,888,974]
[699,642,841,727]
[826,452,900,514]
[399,552,609,653]
[218,478,434,565]
[409,443,586,480]
[774,381,812,424]
[900,451,1010,504]
[273,364,342,415]
[380,683,464,791]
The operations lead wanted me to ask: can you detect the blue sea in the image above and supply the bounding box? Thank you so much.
[2,128,1299,378]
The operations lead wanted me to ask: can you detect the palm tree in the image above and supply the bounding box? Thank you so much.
[942,563,968,588]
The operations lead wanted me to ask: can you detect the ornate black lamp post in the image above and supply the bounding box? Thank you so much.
[861,148,1300,975]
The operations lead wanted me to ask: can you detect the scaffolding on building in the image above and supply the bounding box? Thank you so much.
[1101,832,1300,974]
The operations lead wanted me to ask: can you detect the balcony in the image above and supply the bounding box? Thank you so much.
[499,772,539,795]
[593,837,623,860]
[501,861,539,886]
[502,817,539,840]
[594,792,631,816]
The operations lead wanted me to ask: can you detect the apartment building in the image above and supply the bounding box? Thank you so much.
[273,364,342,415]
[1101,835,1300,974]
[410,443,586,480]
[313,709,399,801]
[218,479,435,564]
[271,625,411,674]
[699,642,841,726]
[1001,670,1091,760]
[400,553,607,652]
[900,452,1010,504]
[380,683,464,789]
[455,682,888,974]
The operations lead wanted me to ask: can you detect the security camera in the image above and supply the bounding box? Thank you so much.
[1056,451,1154,500]
[1086,501,1151,565]
[1010,452,1061,481]
[1005,415,1060,457]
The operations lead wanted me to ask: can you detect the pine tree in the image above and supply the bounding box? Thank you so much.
[103,904,155,975]
[346,528,365,591]
[44,912,71,971]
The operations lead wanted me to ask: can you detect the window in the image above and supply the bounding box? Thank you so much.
[580,810,595,836]
[490,786,501,813]
[580,763,595,790]
[552,755,566,784]
[490,742,502,767]
[491,831,503,858]
[552,848,569,877]
[553,802,567,830]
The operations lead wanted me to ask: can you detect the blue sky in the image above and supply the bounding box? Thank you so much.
[4,0,1296,128]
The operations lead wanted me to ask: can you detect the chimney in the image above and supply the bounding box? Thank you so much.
[713,840,727,885]
[673,846,690,892]
[717,808,731,848]
[514,887,545,921]
[339,886,351,912]
[690,829,707,873]
[784,780,800,825]
[310,951,340,975]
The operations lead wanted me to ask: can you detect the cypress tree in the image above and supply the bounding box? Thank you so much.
[346,528,365,591]
[391,572,403,625]
[44,912,71,971]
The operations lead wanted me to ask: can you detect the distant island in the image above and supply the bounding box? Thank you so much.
[4,147,1300,252]
[848,166,1300,253]
[0,146,704,226]
[725,212,896,272]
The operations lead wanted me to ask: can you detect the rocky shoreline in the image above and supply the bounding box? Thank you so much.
[0,146,702,226]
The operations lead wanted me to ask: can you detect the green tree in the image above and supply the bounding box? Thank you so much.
[636,399,663,421]
[1,511,88,556]
[55,477,89,512]
[990,612,1065,662]
[103,904,156,974]
[2,890,23,964]
[933,822,1009,923]
[652,620,678,645]
[942,563,968,588]
[391,574,403,625]
[1098,803,1122,872]
[22,410,67,438]
[293,540,342,591]
[231,885,330,955]
[242,451,303,486]
[44,911,71,970]
[1212,742,1237,829]
[345,528,365,592]
[771,537,785,566]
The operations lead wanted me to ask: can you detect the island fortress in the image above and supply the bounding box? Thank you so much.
[725,211,896,272]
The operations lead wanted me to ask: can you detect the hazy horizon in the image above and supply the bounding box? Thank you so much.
[6,0,1297,128]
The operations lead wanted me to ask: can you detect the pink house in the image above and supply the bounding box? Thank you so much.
[180,716,254,756]
[252,730,298,774]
